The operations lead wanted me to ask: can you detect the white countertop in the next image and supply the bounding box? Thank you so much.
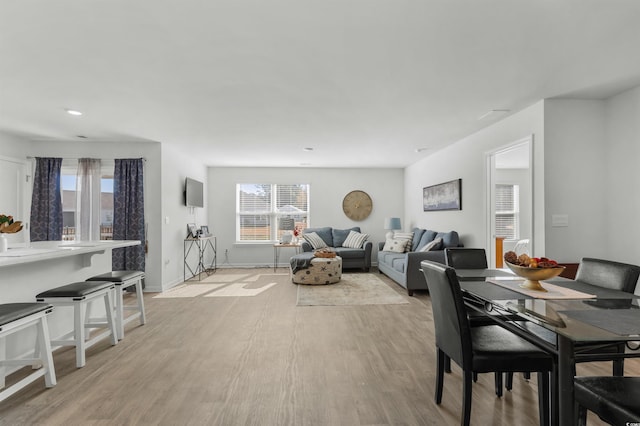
[0,240,140,268]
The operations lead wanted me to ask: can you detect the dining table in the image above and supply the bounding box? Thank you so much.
[455,269,640,426]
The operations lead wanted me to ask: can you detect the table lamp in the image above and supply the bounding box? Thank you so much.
[279,217,295,243]
[384,217,401,240]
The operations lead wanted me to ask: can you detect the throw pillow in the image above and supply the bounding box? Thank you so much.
[303,232,328,250]
[382,237,409,253]
[342,230,369,249]
[333,227,360,247]
[419,237,443,252]
[393,232,414,252]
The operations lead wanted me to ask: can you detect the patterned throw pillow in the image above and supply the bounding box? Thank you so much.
[382,237,409,253]
[302,232,328,249]
[342,230,369,248]
[418,237,443,252]
[393,232,414,252]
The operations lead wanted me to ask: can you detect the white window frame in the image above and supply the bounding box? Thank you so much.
[236,183,310,243]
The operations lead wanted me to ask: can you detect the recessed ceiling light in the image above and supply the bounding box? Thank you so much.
[303,147,314,152]
[300,163,312,166]
[66,109,83,116]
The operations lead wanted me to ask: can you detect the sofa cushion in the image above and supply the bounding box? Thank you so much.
[342,230,369,248]
[303,227,333,247]
[303,232,328,249]
[436,231,460,248]
[391,256,407,273]
[382,237,409,253]
[334,247,365,259]
[411,228,426,252]
[419,237,442,252]
[332,227,360,247]
[416,230,437,251]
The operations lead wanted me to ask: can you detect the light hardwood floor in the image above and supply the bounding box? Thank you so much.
[1,268,633,425]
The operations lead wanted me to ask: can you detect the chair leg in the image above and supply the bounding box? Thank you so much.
[536,372,550,426]
[495,372,503,398]
[576,404,587,426]
[74,302,86,368]
[506,372,513,390]
[36,316,56,387]
[135,279,146,325]
[103,292,118,345]
[435,348,445,404]
[613,344,625,376]
[462,370,473,426]
[444,354,452,373]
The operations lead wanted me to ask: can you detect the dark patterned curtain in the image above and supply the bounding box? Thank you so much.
[112,159,145,272]
[30,157,63,241]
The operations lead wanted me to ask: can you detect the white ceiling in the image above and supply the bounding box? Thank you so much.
[2,1,640,168]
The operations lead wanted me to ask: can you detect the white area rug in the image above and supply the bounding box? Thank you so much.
[296,273,409,306]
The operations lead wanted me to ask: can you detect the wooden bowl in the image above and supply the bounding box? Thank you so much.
[505,261,565,292]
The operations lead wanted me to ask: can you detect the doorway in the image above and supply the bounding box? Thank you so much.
[486,136,533,267]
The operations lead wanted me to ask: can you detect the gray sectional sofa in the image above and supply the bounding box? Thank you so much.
[300,226,372,272]
[377,228,461,296]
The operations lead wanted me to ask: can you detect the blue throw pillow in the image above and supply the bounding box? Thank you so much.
[436,231,460,248]
[303,227,333,247]
[332,227,361,247]
[415,230,437,251]
[411,228,426,251]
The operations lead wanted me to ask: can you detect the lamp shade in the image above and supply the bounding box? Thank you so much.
[384,217,401,230]
[279,217,295,231]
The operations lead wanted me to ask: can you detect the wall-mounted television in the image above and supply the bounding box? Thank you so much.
[184,177,204,208]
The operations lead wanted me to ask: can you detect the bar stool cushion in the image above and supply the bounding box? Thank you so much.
[0,303,52,327]
[86,271,144,283]
[36,281,113,299]
[575,376,640,424]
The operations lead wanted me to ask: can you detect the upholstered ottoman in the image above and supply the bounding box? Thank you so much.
[290,256,342,285]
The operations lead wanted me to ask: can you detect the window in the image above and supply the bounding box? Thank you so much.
[237,184,309,242]
[61,161,115,241]
[495,184,519,240]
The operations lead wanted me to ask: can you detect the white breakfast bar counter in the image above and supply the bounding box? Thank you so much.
[0,240,141,360]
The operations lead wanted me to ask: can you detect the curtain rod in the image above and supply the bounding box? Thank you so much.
[27,156,146,161]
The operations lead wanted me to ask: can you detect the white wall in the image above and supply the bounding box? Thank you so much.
[161,143,208,290]
[543,99,608,262]
[208,167,403,267]
[604,86,640,265]
[404,101,546,257]
[24,140,164,291]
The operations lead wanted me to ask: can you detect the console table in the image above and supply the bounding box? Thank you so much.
[184,236,216,281]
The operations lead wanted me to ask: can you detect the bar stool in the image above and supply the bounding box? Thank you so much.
[0,303,56,402]
[86,271,146,340]
[36,281,117,368]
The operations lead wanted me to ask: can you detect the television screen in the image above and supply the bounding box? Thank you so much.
[185,177,204,207]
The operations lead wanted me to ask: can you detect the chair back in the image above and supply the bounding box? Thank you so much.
[445,248,488,269]
[575,258,640,293]
[421,260,473,370]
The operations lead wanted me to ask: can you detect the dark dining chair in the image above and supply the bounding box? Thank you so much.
[574,376,640,425]
[520,257,640,377]
[445,247,526,394]
[421,260,553,426]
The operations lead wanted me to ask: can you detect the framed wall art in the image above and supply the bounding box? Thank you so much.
[423,179,462,211]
